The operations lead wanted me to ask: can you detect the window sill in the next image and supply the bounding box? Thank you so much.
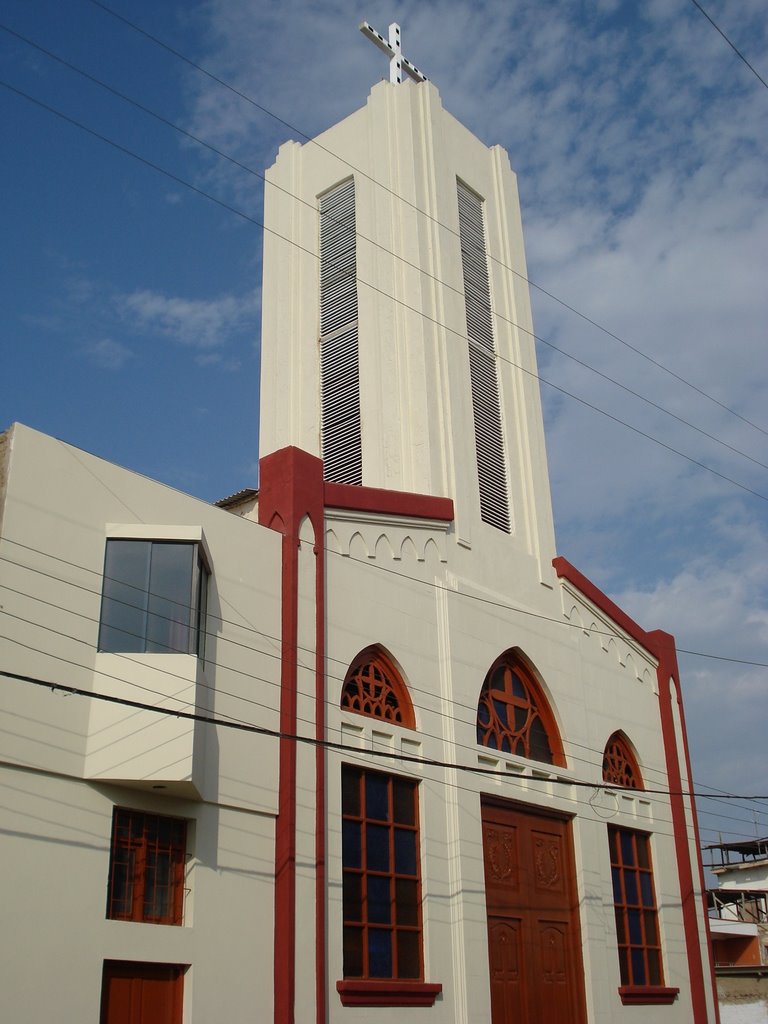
[619,986,679,1005]
[336,980,442,1007]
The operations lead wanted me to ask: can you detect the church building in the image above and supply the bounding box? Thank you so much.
[0,24,718,1024]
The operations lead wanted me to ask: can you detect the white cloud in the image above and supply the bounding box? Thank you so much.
[82,337,134,370]
[119,289,258,349]
[179,0,768,838]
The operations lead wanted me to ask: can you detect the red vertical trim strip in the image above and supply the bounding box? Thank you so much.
[259,447,326,1024]
[677,680,722,1024]
[648,630,719,1024]
[315,503,326,1024]
[552,559,716,1022]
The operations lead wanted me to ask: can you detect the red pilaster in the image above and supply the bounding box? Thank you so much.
[553,557,716,1022]
[259,447,326,1024]
[647,630,717,1024]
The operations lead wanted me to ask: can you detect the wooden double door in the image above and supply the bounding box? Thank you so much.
[482,800,587,1024]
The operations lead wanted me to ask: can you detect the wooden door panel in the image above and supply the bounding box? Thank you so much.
[530,828,568,903]
[488,917,526,1022]
[101,962,183,1024]
[482,801,587,1024]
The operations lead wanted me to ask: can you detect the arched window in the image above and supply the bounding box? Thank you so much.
[340,646,415,729]
[476,652,564,766]
[602,732,643,789]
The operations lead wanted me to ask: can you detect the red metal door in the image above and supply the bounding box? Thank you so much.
[482,800,587,1024]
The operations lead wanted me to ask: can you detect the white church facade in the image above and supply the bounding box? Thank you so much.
[0,50,718,1024]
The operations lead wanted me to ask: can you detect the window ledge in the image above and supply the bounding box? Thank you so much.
[619,986,679,1005]
[336,980,442,1007]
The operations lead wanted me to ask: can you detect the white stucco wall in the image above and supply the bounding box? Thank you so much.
[0,423,282,1022]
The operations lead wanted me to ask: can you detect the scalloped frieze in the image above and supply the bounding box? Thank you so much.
[560,585,657,689]
[325,513,448,563]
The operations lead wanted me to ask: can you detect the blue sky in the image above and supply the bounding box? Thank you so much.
[2,0,767,858]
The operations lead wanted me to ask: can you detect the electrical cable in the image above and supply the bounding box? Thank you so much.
[2,549,766,835]
[688,0,768,90]
[4,529,768,672]
[2,666,766,804]
[3,20,767,477]
[4,561,763,838]
[84,0,768,440]
[3,72,767,507]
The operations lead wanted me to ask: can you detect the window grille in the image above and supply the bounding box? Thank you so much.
[342,766,423,981]
[341,646,415,729]
[476,652,564,765]
[457,179,510,532]
[609,828,664,987]
[602,732,643,789]
[106,809,187,925]
[320,179,362,485]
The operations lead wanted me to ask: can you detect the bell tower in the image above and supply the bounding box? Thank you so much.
[258,28,556,567]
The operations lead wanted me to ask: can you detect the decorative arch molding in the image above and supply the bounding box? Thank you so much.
[602,731,644,790]
[476,650,565,767]
[340,645,416,729]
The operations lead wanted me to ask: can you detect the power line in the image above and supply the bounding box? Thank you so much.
[83,0,768,440]
[5,529,768,672]
[4,22,765,478]
[3,668,766,803]
[688,0,768,90]
[4,576,765,838]
[3,74,767,507]
[3,540,767,829]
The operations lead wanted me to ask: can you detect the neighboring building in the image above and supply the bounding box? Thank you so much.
[0,72,718,1024]
[706,839,768,1018]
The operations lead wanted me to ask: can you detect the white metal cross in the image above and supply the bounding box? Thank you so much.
[359,21,428,85]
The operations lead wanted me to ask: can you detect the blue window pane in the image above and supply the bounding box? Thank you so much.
[513,706,528,732]
[99,541,151,652]
[648,949,661,985]
[396,879,419,926]
[367,876,391,923]
[368,929,392,978]
[620,831,636,866]
[511,671,526,699]
[343,926,362,977]
[392,780,415,825]
[491,668,505,692]
[147,543,194,654]
[395,828,417,875]
[343,820,361,869]
[631,948,647,985]
[343,874,362,922]
[342,769,360,816]
[366,824,390,872]
[99,540,205,655]
[627,909,642,945]
[640,873,654,907]
[397,929,420,979]
[365,774,389,821]
[612,867,622,903]
[624,871,639,906]
[529,717,553,763]
[618,948,629,986]
[636,836,650,869]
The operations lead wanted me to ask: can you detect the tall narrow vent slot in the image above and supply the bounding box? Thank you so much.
[319,178,362,485]
[457,179,510,532]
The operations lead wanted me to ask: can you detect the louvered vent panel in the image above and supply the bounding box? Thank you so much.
[457,180,510,532]
[319,179,362,485]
